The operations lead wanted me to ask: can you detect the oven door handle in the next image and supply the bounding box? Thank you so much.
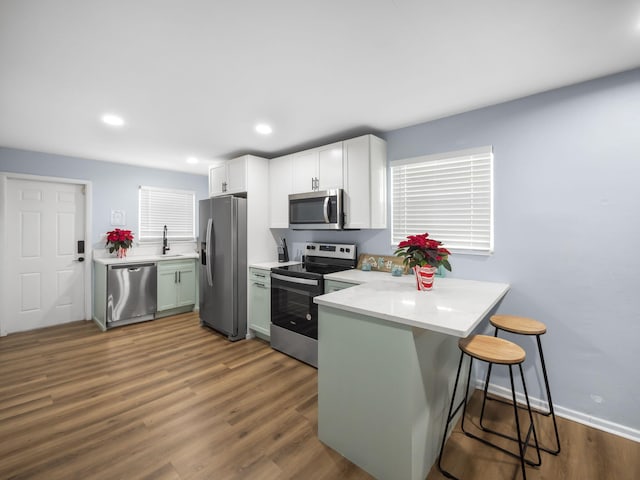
[272,273,319,286]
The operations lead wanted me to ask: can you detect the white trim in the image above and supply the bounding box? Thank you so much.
[0,171,93,335]
[0,175,7,336]
[390,145,492,167]
[476,379,640,444]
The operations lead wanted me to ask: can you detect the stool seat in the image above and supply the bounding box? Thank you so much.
[458,335,526,365]
[490,314,547,335]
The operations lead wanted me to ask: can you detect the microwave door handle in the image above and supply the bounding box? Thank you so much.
[323,196,330,223]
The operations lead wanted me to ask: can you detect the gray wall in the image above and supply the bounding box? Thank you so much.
[0,148,209,247]
[286,68,640,433]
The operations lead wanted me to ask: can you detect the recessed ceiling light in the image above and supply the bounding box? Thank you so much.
[186,157,199,164]
[101,113,125,127]
[255,123,273,135]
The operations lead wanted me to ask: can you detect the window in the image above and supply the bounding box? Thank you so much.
[138,186,196,242]
[390,146,493,254]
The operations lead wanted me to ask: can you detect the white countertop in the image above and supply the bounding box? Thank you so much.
[315,273,510,337]
[94,252,199,266]
[250,261,301,270]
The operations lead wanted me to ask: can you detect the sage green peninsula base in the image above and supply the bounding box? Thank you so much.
[318,306,466,480]
[315,275,510,480]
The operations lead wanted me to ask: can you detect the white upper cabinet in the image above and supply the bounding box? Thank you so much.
[318,143,344,190]
[269,154,292,228]
[343,135,387,229]
[208,164,227,197]
[291,142,343,193]
[292,151,318,193]
[209,156,248,197]
[226,156,248,193]
[266,135,387,230]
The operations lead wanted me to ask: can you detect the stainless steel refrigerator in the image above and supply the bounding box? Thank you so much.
[199,196,247,341]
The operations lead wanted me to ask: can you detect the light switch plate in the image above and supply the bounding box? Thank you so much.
[110,210,126,226]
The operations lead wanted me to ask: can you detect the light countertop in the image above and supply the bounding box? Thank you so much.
[94,253,199,266]
[250,261,301,270]
[315,273,510,337]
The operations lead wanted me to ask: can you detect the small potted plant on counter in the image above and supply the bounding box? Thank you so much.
[394,232,451,291]
[106,228,134,258]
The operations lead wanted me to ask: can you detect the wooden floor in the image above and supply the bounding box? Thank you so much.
[427,391,640,480]
[1,313,638,480]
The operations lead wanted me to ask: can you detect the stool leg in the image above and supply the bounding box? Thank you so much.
[509,365,528,480]
[479,327,499,429]
[519,363,541,467]
[438,351,467,480]
[536,334,561,455]
[459,357,474,435]
[479,362,493,430]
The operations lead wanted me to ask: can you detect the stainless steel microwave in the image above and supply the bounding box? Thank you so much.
[289,189,343,230]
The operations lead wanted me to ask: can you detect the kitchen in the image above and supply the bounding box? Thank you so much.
[1,2,640,479]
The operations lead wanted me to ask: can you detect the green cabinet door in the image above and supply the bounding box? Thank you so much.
[176,262,196,307]
[249,267,271,338]
[157,260,197,311]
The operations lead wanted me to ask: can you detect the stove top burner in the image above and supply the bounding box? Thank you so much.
[275,263,350,276]
[270,242,358,280]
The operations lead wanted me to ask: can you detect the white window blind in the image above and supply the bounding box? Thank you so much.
[391,146,493,254]
[139,186,196,242]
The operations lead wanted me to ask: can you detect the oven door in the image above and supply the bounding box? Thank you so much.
[271,273,323,339]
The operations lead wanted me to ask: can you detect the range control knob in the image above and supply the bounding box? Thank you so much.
[346,248,350,253]
[340,248,345,252]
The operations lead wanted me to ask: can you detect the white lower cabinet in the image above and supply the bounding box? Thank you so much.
[249,267,271,338]
[157,260,197,312]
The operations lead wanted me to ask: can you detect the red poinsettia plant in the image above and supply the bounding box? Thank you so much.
[105,228,134,254]
[394,232,452,271]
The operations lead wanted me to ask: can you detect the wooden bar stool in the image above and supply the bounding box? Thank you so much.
[438,335,541,480]
[479,315,561,455]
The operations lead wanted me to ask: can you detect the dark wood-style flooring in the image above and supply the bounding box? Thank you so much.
[1,313,638,479]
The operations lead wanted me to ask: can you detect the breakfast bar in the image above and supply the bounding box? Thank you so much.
[314,274,510,480]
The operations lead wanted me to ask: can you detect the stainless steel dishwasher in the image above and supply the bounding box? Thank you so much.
[107,263,157,325]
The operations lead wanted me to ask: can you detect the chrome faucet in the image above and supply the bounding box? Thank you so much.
[162,225,170,254]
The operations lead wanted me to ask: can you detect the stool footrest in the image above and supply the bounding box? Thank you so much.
[481,395,560,455]
[462,428,541,467]
[469,421,541,466]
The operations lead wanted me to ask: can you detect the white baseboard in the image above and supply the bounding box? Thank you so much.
[475,380,640,444]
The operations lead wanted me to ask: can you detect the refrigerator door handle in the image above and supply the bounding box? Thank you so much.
[206,218,214,287]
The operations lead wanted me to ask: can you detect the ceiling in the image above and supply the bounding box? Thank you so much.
[1,1,639,175]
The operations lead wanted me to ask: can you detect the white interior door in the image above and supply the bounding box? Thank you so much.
[5,178,86,333]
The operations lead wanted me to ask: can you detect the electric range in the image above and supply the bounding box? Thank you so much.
[270,242,357,367]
